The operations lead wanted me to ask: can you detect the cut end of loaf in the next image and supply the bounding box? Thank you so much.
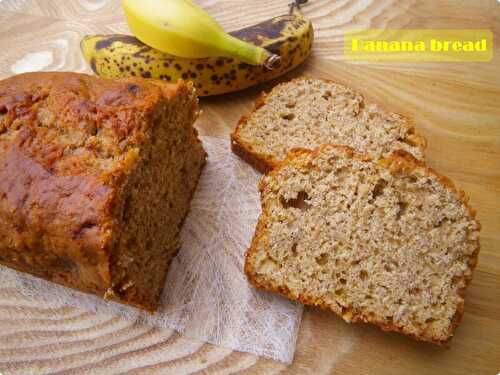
[232,77,426,173]
[245,145,479,344]
[108,83,206,312]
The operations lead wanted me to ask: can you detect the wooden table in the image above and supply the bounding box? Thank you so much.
[0,1,499,374]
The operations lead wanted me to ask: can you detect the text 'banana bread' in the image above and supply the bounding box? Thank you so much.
[0,72,206,312]
[245,145,480,343]
[231,77,426,173]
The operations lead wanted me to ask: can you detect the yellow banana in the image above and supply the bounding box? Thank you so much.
[80,3,313,96]
[122,0,278,67]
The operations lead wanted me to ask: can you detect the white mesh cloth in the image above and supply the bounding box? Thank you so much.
[0,136,303,363]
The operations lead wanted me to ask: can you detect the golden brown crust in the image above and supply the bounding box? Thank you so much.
[0,137,115,294]
[0,72,197,312]
[245,144,480,345]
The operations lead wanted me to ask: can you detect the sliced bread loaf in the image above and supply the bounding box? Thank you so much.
[231,77,426,173]
[0,72,206,312]
[245,145,480,343]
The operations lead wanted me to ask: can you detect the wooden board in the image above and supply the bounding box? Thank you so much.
[0,0,499,374]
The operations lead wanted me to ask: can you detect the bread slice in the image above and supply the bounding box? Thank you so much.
[231,77,426,173]
[245,145,480,344]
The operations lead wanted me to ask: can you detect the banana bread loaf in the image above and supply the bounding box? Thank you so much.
[231,77,426,173]
[0,72,206,312]
[245,145,480,343]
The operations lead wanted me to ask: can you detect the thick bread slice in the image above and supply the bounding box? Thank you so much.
[245,145,480,344]
[231,77,426,173]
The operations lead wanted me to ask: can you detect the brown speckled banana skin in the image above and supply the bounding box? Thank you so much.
[80,9,313,96]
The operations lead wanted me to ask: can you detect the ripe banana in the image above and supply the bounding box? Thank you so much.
[80,4,313,96]
[122,0,278,67]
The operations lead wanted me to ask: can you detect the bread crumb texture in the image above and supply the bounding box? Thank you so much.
[232,77,425,172]
[245,145,480,344]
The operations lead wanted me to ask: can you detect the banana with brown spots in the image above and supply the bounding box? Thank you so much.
[80,3,313,96]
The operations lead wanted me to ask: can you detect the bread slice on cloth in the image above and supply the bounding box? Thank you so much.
[245,144,480,343]
[231,77,426,173]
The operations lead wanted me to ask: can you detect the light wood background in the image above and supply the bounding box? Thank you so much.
[0,0,499,374]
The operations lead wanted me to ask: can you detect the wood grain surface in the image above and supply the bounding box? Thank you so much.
[0,0,499,374]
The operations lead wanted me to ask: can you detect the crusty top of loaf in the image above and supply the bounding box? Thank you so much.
[0,72,193,289]
[0,72,188,179]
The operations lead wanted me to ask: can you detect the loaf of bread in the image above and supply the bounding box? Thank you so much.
[245,145,480,343]
[0,72,206,312]
[232,77,426,173]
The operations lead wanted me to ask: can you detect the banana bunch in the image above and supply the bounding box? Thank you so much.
[80,1,313,96]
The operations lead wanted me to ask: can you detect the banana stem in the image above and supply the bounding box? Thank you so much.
[289,0,308,14]
[223,33,280,67]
